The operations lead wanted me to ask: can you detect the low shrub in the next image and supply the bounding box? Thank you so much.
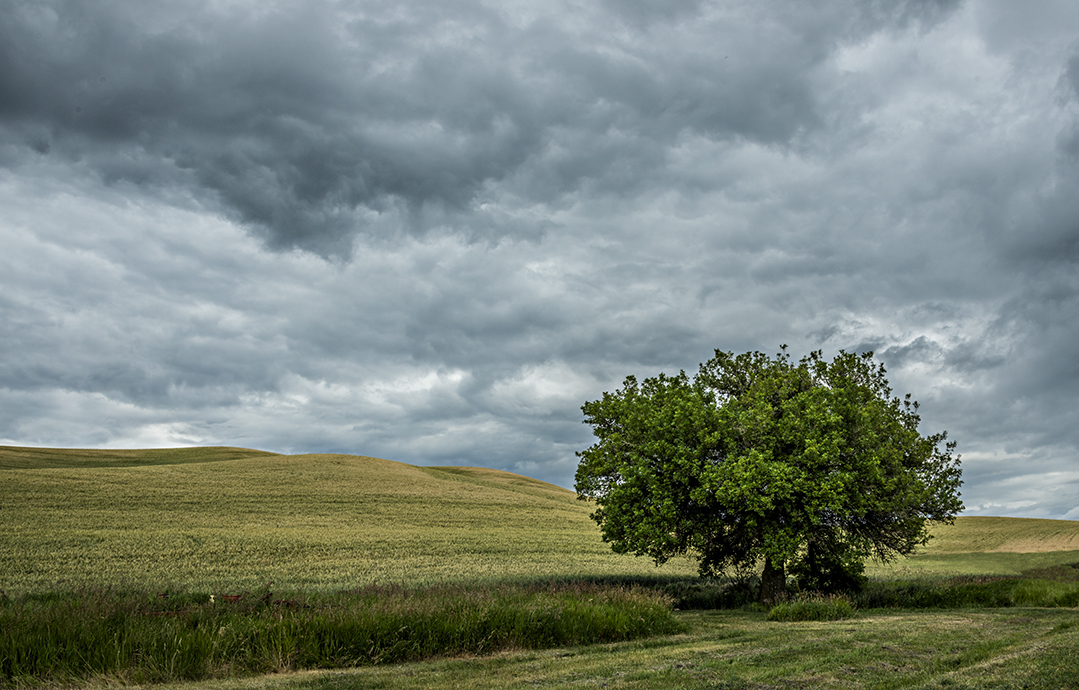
[767,594,855,622]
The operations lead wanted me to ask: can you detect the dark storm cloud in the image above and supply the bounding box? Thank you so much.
[3,0,1079,518]
[0,0,961,257]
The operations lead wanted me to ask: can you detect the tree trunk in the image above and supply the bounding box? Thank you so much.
[760,556,787,605]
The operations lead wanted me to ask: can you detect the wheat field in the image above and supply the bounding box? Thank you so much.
[0,445,698,593]
[3,445,1078,593]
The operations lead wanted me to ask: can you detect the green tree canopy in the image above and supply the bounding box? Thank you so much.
[574,347,963,602]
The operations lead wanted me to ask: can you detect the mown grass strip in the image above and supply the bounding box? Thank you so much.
[0,583,683,687]
[158,608,1078,690]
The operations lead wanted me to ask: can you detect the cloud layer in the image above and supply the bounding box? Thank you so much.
[2,0,1078,518]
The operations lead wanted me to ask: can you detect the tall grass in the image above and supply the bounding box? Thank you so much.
[0,582,682,687]
[575,568,1079,613]
[767,593,855,621]
[854,573,1079,609]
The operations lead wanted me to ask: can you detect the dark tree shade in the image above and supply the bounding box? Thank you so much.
[574,347,963,603]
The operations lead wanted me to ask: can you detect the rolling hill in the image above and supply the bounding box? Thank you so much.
[0,445,697,592]
[2,445,1077,593]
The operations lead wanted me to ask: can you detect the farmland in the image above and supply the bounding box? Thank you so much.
[0,445,699,593]
[2,445,1079,689]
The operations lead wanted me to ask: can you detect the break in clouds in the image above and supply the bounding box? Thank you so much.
[1,0,1078,518]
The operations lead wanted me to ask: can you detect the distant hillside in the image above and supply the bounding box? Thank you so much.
[923,516,1079,554]
[872,515,1079,579]
[0,444,279,469]
[2,446,1076,592]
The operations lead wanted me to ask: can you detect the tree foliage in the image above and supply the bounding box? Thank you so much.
[574,347,963,601]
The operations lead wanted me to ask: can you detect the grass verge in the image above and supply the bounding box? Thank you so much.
[0,582,682,687]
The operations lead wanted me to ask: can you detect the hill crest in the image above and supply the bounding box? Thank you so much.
[2,445,1077,592]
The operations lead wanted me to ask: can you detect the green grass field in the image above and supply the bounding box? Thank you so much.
[150,608,1077,690]
[2,445,1078,689]
[0,445,700,594]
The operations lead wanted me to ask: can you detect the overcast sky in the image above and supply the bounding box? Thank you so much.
[2,0,1078,519]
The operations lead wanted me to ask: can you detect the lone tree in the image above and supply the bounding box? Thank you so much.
[574,347,963,603]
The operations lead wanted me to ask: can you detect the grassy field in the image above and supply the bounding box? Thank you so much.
[5,445,1079,593]
[2,445,1079,689]
[0,445,699,594]
[143,608,1078,690]
[864,515,1079,582]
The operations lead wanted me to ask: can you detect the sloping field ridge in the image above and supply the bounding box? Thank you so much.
[0,444,279,469]
[924,515,1079,553]
[0,445,698,592]
[4,445,1078,592]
